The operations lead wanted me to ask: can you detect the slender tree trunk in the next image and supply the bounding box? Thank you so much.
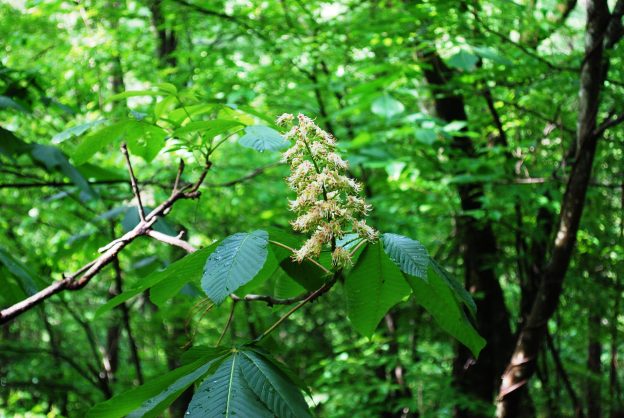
[496,0,617,415]
[417,49,530,417]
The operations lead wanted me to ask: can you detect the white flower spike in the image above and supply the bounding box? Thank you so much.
[278,113,378,268]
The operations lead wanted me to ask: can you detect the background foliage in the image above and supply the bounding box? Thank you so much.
[0,0,622,417]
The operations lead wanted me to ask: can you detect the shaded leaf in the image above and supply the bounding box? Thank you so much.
[406,267,486,357]
[345,242,411,337]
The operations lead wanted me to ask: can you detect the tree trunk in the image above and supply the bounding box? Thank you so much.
[418,49,528,417]
[496,0,615,415]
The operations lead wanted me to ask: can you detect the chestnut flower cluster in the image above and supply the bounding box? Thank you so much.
[277,113,378,268]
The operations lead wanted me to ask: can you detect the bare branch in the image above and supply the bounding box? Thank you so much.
[146,230,197,253]
[0,152,212,325]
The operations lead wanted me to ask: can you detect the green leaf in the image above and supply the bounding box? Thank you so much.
[0,127,30,157]
[0,248,40,296]
[381,233,429,280]
[96,244,218,316]
[71,121,129,165]
[87,354,227,418]
[30,144,96,199]
[0,95,29,113]
[271,243,327,291]
[415,128,437,145]
[430,258,477,318]
[371,94,405,118]
[123,121,168,162]
[405,267,486,357]
[52,119,107,144]
[239,350,312,418]
[447,49,479,71]
[238,125,289,152]
[201,230,269,304]
[345,242,412,337]
[155,82,178,95]
[149,241,221,306]
[173,119,243,137]
[186,352,273,418]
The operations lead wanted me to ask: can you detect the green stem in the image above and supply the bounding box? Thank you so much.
[216,300,237,347]
[255,273,340,342]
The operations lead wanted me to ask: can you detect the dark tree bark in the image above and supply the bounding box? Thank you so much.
[149,0,178,67]
[418,49,531,417]
[496,0,622,416]
[587,309,602,418]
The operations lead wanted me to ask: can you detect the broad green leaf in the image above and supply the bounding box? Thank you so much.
[87,354,227,418]
[238,125,289,152]
[430,258,477,318]
[415,128,437,145]
[345,242,412,337]
[0,95,29,113]
[52,119,107,144]
[447,49,479,71]
[239,350,312,418]
[72,121,129,165]
[96,244,218,316]
[155,82,177,95]
[123,121,168,162]
[371,94,404,118]
[149,241,220,307]
[201,230,269,304]
[173,119,243,137]
[273,268,306,299]
[270,243,327,291]
[31,144,96,199]
[186,352,273,418]
[406,268,486,357]
[0,127,30,157]
[381,233,429,280]
[0,248,40,295]
[235,245,280,296]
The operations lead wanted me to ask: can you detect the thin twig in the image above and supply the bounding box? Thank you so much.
[121,143,146,221]
[216,300,237,346]
[256,273,340,341]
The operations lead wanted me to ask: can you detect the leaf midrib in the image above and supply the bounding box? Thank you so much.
[225,353,238,417]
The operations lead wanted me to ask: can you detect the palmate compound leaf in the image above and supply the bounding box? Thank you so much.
[381,233,429,280]
[186,349,311,418]
[186,351,273,418]
[405,267,486,357]
[201,230,269,304]
[87,351,228,418]
[345,241,412,337]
